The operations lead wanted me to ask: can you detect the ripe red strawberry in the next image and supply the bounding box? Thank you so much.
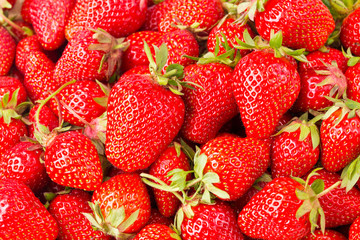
[0,179,58,239]
[44,131,103,191]
[298,47,348,73]
[271,113,321,178]
[0,26,16,76]
[201,135,270,201]
[254,0,335,51]
[157,0,224,33]
[232,50,301,139]
[24,50,62,102]
[15,35,43,74]
[0,118,28,159]
[0,141,48,193]
[106,73,185,172]
[341,7,360,56]
[0,76,27,104]
[320,100,360,172]
[49,189,111,240]
[28,103,59,139]
[292,63,347,112]
[301,229,347,240]
[345,61,360,102]
[350,217,360,240]
[147,208,174,226]
[180,62,237,144]
[133,224,180,240]
[65,0,148,40]
[181,200,244,240]
[49,80,107,127]
[53,29,126,83]
[29,0,75,50]
[149,144,191,217]
[89,173,151,235]
[207,18,255,57]
[21,0,34,23]
[142,0,176,31]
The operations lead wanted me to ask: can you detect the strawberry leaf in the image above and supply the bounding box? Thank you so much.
[310,179,325,194]
[117,209,140,232]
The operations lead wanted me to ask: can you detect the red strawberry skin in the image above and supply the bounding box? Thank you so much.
[149,145,191,217]
[49,190,111,240]
[341,7,360,56]
[44,131,103,191]
[91,173,151,233]
[181,200,244,240]
[0,118,28,159]
[345,62,360,102]
[0,26,16,76]
[232,50,300,139]
[28,104,59,139]
[255,0,334,52]
[181,63,238,144]
[0,179,59,239]
[301,229,347,240]
[0,76,27,104]
[350,217,360,240]
[238,177,310,240]
[65,0,148,40]
[133,224,178,240]
[29,0,75,50]
[106,74,185,172]
[201,135,271,201]
[320,109,360,172]
[0,142,48,193]
[15,35,43,74]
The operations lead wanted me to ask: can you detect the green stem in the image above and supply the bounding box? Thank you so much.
[317,181,341,198]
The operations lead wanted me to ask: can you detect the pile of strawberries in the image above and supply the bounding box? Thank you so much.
[2,0,360,239]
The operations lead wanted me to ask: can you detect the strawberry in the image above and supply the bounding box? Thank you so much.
[147,208,174,226]
[232,47,301,139]
[106,46,185,172]
[0,141,48,193]
[320,98,360,172]
[156,0,224,33]
[345,61,360,102]
[21,0,34,23]
[301,229,347,240]
[48,189,111,240]
[149,143,191,217]
[0,76,27,104]
[298,47,348,73]
[292,62,347,112]
[65,0,148,40]
[341,7,360,56]
[0,118,28,159]
[29,0,75,50]
[142,0,176,31]
[15,35,43,74]
[271,113,321,178]
[207,18,255,57]
[133,224,180,240]
[44,130,103,191]
[350,217,360,240]
[28,103,59,139]
[201,135,271,201]
[49,80,107,127]
[305,169,360,228]
[0,26,16,76]
[0,179,58,239]
[53,29,127,83]
[87,173,151,237]
[254,0,335,51]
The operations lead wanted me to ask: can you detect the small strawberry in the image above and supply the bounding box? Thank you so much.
[29,0,75,50]
[0,141,48,193]
[0,179,59,239]
[0,26,16,76]
[301,229,347,240]
[15,35,43,74]
[0,76,27,104]
[341,7,360,56]
[344,55,360,103]
[133,224,180,240]
[28,103,59,139]
[271,113,321,178]
[149,143,191,217]
[320,98,360,172]
[350,217,360,240]
[48,189,111,240]
[85,173,151,237]
[65,0,148,40]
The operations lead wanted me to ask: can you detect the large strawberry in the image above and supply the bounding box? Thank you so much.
[320,98,360,172]
[29,0,75,50]
[15,35,43,74]
[49,189,111,240]
[181,62,238,144]
[0,179,59,239]
[254,0,335,51]
[0,26,16,76]
[65,0,148,40]
[341,7,360,56]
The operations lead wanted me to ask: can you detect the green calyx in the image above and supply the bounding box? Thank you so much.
[323,0,359,21]
[171,20,208,41]
[222,0,266,24]
[293,168,341,234]
[83,202,138,240]
[89,28,129,79]
[234,29,308,62]
[341,154,360,192]
[343,47,360,67]
[273,112,322,150]
[321,97,360,126]
[0,88,32,125]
